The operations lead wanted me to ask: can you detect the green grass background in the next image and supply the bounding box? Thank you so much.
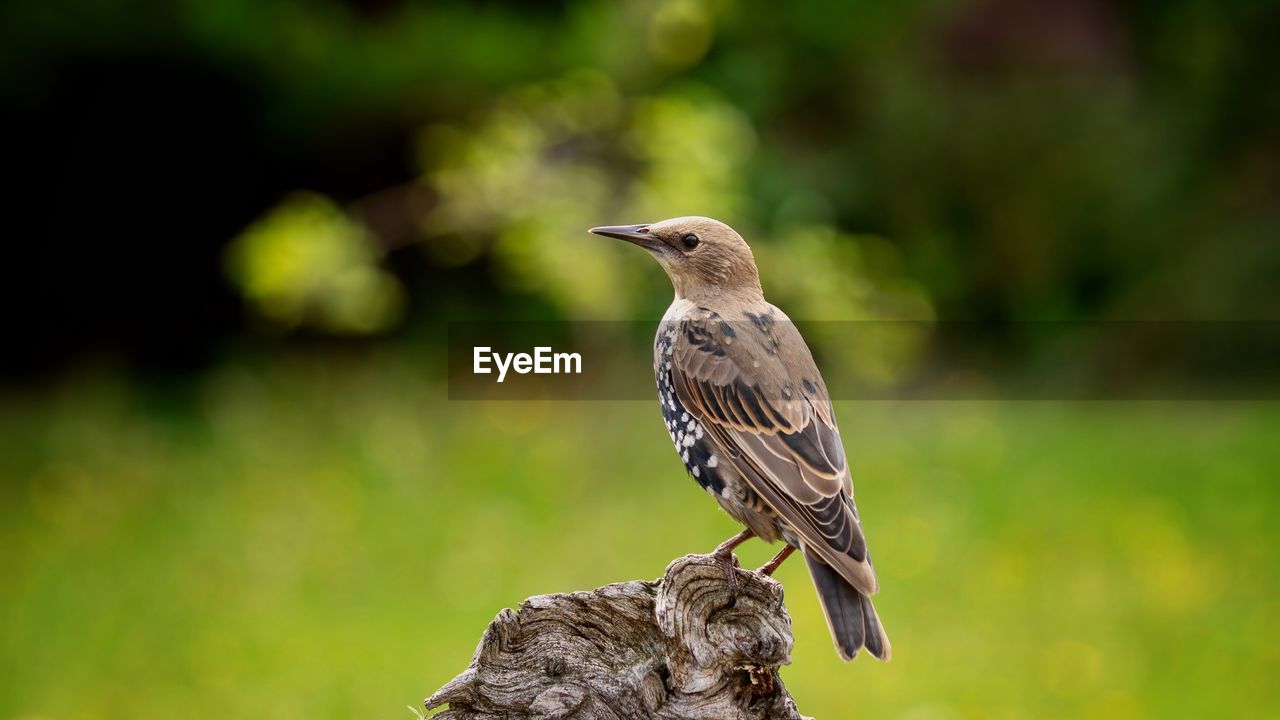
[2,354,1277,719]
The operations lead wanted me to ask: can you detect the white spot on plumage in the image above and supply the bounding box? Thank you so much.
[682,434,694,447]
[708,454,719,468]
[681,450,689,463]
[692,466,700,477]
[681,412,689,422]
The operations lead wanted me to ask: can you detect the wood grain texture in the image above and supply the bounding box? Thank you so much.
[425,553,809,719]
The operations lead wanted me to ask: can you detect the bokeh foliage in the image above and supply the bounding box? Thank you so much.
[3,0,1280,718]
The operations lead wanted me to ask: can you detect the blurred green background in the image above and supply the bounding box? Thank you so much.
[2,0,1279,718]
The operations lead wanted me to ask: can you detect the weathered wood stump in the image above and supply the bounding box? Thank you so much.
[425,553,809,719]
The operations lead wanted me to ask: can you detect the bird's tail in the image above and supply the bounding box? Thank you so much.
[804,551,891,661]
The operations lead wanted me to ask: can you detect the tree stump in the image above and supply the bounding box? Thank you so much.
[425,553,809,719]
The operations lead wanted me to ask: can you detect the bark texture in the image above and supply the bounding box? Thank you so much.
[425,553,808,719]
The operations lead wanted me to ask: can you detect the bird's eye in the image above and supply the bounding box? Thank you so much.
[681,233,700,249]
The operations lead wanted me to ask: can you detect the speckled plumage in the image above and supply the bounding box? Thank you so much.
[654,303,776,535]
[592,216,890,662]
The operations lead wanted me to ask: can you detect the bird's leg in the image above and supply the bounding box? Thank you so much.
[710,528,754,596]
[757,544,797,576]
[712,528,755,557]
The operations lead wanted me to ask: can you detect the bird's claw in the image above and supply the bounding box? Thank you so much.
[712,547,740,605]
[708,528,753,607]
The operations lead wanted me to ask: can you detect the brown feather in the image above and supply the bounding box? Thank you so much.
[669,305,879,595]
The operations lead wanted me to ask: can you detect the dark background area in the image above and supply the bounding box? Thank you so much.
[4,0,1278,381]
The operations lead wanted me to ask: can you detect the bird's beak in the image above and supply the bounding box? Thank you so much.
[589,224,664,252]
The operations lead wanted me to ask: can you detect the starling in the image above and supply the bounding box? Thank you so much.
[590,216,890,661]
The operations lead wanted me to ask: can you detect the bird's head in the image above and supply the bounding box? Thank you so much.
[590,216,762,300]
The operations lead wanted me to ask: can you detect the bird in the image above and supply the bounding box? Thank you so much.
[589,216,890,661]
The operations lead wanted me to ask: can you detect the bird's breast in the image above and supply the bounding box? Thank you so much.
[654,318,727,498]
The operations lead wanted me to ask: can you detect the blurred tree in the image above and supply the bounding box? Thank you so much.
[1,0,1277,378]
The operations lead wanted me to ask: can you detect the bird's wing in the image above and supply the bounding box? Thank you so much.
[669,306,878,594]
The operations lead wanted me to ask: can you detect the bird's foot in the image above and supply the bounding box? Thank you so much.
[709,529,754,604]
[756,545,797,576]
[711,546,741,603]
